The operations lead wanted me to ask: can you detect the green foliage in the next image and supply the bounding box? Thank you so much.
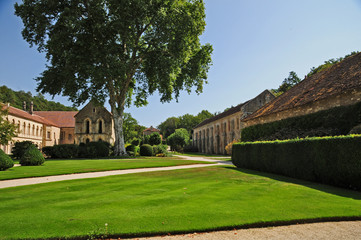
[0,105,17,145]
[158,110,214,138]
[131,138,140,146]
[149,132,162,146]
[241,101,361,142]
[15,0,213,156]
[271,71,301,96]
[20,145,45,166]
[0,149,14,171]
[79,142,110,158]
[0,86,77,111]
[126,144,137,155]
[232,135,361,190]
[167,128,190,152]
[140,144,153,156]
[12,141,35,159]
[48,144,78,159]
[306,51,359,77]
[123,113,146,144]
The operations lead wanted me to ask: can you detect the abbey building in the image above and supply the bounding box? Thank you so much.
[1,101,114,154]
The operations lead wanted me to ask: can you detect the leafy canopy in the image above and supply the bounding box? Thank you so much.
[15,0,213,107]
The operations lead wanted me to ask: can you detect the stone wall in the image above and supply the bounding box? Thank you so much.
[193,90,275,154]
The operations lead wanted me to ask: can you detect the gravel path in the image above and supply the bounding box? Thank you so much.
[131,221,361,240]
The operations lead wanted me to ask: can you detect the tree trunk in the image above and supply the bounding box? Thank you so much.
[110,103,127,156]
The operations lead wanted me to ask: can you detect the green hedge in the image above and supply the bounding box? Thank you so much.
[0,149,14,171]
[232,135,361,190]
[241,102,361,142]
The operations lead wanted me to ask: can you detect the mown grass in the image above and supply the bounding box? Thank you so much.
[0,166,360,239]
[0,157,213,180]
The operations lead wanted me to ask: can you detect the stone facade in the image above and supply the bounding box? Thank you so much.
[74,101,115,144]
[193,90,275,154]
[0,103,60,154]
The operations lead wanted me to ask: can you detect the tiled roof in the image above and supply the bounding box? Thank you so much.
[35,111,78,128]
[143,126,160,132]
[244,52,361,121]
[2,105,58,126]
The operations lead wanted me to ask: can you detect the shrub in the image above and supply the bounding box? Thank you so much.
[149,132,162,145]
[126,144,136,153]
[42,146,54,158]
[232,135,361,190]
[20,145,45,166]
[52,144,78,158]
[167,128,189,151]
[0,149,14,171]
[12,141,35,159]
[86,142,110,158]
[140,144,153,156]
[131,138,140,146]
[241,101,361,142]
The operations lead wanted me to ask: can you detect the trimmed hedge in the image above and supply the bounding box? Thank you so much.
[12,141,35,159]
[241,101,361,142]
[43,142,110,159]
[140,144,153,156]
[20,145,45,166]
[0,149,14,171]
[232,135,361,190]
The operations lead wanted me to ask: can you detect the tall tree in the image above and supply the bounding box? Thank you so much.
[272,71,301,96]
[15,0,213,155]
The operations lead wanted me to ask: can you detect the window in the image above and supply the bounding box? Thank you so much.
[86,138,90,144]
[60,131,64,140]
[93,108,96,113]
[68,134,72,141]
[47,131,50,139]
[28,124,30,135]
[86,120,90,134]
[98,120,103,133]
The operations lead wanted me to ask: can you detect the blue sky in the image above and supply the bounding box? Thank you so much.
[1,0,361,127]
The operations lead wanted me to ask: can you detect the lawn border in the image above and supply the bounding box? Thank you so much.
[16,216,361,240]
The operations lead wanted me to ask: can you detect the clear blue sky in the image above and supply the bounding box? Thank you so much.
[1,0,361,127]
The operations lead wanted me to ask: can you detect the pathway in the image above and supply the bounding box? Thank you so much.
[0,155,229,189]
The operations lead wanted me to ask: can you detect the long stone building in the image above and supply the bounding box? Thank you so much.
[242,52,361,128]
[192,90,275,154]
[0,101,114,154]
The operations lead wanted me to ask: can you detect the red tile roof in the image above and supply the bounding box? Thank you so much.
[2,105,58,126]
[244,52,361,121]
[143,126,160,132]
[34,111,78,128]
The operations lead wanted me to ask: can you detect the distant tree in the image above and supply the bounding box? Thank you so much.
[0,105,17,145]
[158,117,181,138]
[123,113,139,144]
[272,71,301,96]
[167,128,189,151]
[15,0,213,155]
[149,132,162,146]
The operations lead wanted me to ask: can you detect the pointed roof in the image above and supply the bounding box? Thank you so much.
[244,52,361,121]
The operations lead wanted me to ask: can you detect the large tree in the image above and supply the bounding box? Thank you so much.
[15,0,213,155]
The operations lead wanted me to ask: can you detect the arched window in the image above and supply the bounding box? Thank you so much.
[85,120,90,134]
[32,125,35,136]
[86,138,90,144]
[23,122,26,134]
[98,120,103,133]
[18,121,20,133]
[36,126,39,136]
[28,124,31,135]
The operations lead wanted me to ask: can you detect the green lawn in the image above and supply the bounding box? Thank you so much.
[0,157,213,180]
[1,166,361,239]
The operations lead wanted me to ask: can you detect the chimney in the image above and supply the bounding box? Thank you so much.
[30,101,34,115]
[23,101,26,111]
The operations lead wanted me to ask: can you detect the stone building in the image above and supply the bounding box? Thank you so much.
[193,90,275,154]
[143,126,160,136]
[0,101,115,154]
[0,102,61,154]
[242,52,361,128]
[74,101,115,144]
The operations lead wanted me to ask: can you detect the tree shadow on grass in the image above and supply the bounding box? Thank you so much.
[225,166,361,200]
